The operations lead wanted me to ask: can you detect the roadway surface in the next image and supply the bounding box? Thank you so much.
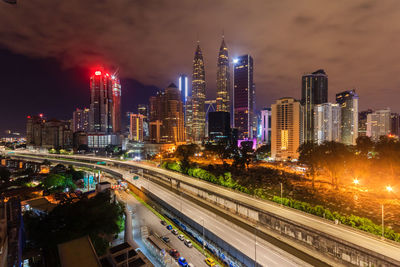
[118,168,308,267]
[118,189,209,267]
[9,151,400,265]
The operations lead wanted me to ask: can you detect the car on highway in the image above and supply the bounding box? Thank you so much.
[166,225,173,230]
[205,258,215,266]
[184,239,192,248]
[177,234,184,241]
[178,257,188,267]
[169,249,180,259]
[171,229,179,235]
[160,220,167,225]
[161,236,170,243]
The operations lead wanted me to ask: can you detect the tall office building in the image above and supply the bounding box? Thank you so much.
[129,114,144,142]
[301,69,328,143]
[390,113,400,136]
[260,108,271,144]
[112,76,122,133]
[313,103,341,144]
[138,104,149,140]
[233,54,255,139]
[89,69,121,134]
[216,37,230,113]
[72,108,90,132]
[191,43,206,142]
[149,84,185,143]
[358,109,373,137]
[26,114,45,146]
[271,98,302,160]
[208,111,230,142]
[366,108,391,141]
[336,90,358,145]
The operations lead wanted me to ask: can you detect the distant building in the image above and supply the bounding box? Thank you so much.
[358,109,373,137]
[301,69,328,143]
[216,37,230,113]
[72,108,90,132]
[26,115,73,149]
[271,98,302,160]
[367,108,391,141]
[260,108,271,144]
[137,104,149,140]
[178,74,189,106]
[204,100,216,138]
[336,90,358,145]
[233,54,255,139]
[191,43,206,142]
[208,111,230,142]
[149,84,185,143]
[390,113,400,136]
[313,103,341,144]
[129,114,144,142]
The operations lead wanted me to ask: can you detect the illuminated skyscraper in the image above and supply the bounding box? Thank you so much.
[366,108,391,141]
[301,69,328,143]
[191,43,206,142]
[216,37,230,113]
[89,69,121,134]
[129,114,144,142]
[178,74,189,105]
[336,90,358,145]
[233,54,255,139]
[271,98,302,160]
[313,103,341,144]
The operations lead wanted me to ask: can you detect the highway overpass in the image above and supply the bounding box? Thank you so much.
[6,151,400,267]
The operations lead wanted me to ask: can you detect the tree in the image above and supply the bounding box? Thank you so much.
[0,167,11,184]
[23,192,124,259]
[356,136,374,157]
[77,144,89,152]
[298,142,320,189]
[255,144,271,160]
[318,141,350,189]
[43,173,76,193]
[175,144,199,173]
[42,159,52,166]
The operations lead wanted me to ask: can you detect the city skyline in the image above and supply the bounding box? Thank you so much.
[2,1,400,134]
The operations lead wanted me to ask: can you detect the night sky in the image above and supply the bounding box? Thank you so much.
[1,0,400,135]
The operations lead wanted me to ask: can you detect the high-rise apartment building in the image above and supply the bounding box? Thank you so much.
[271,98,302,160]
[129,114,144,142]
[89,69,121,134]
[149,84,185,143]
[260,108,271,144]
[208,111,230,142]
[191,43,206,142]
[216,38,230,113]
[390,113,400,136]
[137,104,149,140]
[358,109,373,137]
[313,103,341,144]
[366,108,391,141]
[233,54,255,139]
[72,108,90,132]
[301,69,328,143]
[336,90,358,145]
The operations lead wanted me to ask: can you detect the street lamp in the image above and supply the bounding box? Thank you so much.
[280,182,283,206]
[254,224,258,267]
[353,178,359,185]
[201,219,205,255]
[382,185,394,238]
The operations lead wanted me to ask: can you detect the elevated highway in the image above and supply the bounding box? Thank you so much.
[7,151,400,267]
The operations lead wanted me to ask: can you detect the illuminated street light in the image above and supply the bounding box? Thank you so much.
[233,58,239,64]
[353,178,360,185]
[382,185,394,239]
[386,185,393,192]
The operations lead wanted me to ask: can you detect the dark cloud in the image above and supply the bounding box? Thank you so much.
[0,0,400,125]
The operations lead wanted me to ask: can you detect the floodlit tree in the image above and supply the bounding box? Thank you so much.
[175,144,199,173]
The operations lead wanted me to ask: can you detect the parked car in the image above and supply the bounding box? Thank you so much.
[205,258,215,266]
[171,229,179,235]
[188,263,194,267]
[166,225,173,230]
[178,257,188,267]
[169,249,180,259]
[160,220,167,226]
[178,234,184,241]
[161,236,170,243]
[184,239,193,248]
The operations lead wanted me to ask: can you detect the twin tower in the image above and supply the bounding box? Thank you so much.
[185,38,231,143]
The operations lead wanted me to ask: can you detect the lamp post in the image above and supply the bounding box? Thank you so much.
[201,219,205,255]
[280,182,283,206]
[254,224,258,267]
[382,185,393,238]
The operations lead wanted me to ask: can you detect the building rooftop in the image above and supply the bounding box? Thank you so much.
[58,236,100,267]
